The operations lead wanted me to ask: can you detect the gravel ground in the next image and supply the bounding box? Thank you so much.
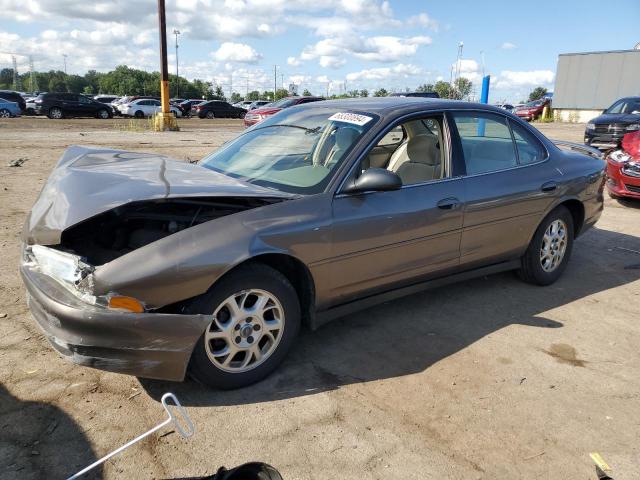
[0,117,639,480]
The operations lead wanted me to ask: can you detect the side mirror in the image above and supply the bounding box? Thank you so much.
[342,168,402,194]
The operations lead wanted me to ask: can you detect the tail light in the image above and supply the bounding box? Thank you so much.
[622,131,640,159]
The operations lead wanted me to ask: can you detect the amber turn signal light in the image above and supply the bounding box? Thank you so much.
[108,296,145,313]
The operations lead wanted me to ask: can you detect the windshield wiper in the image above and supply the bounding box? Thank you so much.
[259,123,322,134]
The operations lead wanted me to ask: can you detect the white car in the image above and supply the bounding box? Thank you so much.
[233,100,254,110]
[119,99,182,118]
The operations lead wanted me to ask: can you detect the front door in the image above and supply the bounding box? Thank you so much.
[329,113,464,304]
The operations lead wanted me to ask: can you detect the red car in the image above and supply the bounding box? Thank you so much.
[514,99,551,121]
[243,96,323,127]
[606,130,640,200]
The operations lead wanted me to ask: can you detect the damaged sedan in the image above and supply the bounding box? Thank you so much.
[21,98,605,389]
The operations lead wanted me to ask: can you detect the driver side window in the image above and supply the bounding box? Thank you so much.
[361,115,447,186]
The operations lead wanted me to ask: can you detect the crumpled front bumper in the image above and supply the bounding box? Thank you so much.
[21,265,211,381]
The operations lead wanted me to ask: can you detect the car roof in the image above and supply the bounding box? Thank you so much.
[296,97,513,118]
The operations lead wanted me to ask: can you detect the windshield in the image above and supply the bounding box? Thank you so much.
[200,106,378,194]
[606,98,640,114]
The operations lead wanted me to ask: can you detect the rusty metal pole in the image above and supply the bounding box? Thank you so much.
[157,0,170,114]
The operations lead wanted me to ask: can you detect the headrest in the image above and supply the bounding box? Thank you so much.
[406,134,440,165]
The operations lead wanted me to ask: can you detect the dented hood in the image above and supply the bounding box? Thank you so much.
[25,145,292,245]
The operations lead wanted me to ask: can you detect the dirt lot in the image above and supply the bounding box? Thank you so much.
[1,117,639,479]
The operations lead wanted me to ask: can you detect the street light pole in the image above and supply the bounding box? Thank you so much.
[173,29,180,98]
[62,54,68,74]
[155,0,178,130]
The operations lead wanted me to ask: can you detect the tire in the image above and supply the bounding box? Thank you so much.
[134,110,145,119]
[238,111,246,119]
[205,111,215,119]
[518,206,574,286]
[188,263,301,389]
[97,108,109,119]
[48,107,63,119]
[0,108,10,118]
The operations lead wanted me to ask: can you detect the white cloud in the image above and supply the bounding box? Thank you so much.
[297,34,432,68]
[501,42,517,50]
[452,59,481,82]
[407,12,439,31]
[213,42,262,63]
[346,63,423,82]
[287,56,301,66]
[495,70,555,89]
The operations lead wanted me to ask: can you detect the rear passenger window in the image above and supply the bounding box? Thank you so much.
[452,112,517,175]
[511,123,546,165]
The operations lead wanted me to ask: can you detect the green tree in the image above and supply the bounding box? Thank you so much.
[528,87,548,102]
[48,76,67,92]
[433,80,453,99]
[416,83,434,93]
[230,92,242,103]
[373,88,388,97]
[453,77,472,100]
[246,90,261,101]
[0,68,14,89]
[274,88,289,100]
[359,89,369,98]
[302,88,312,96]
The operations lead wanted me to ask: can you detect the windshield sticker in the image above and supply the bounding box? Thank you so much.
[328,112,373,126]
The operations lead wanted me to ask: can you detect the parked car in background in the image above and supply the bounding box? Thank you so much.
[20,98,605,389]
[514,99,550,121]
[233,101,254,110]
[0,97,21,117]
[179,99,205,116]
[388,92,440,98]
[248,100,271,110]
[118,98,182,118]
[94,95,119,104]
[24,97,38,115]
[34,93,113,119]
[605,130,640,200]
[193,100,246,119]
[244,96,324,127]
[584,97,640,151]
[0,90,26,112]
[495,103,514,112]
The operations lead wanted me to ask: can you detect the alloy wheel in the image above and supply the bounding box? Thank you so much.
[540,219,567,273]
[204,289,285,373]
[0,109,10,118]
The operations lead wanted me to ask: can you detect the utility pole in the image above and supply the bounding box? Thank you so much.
[173,29,180,98]
[154,0,178,130]
[29,56,37,92]
[273,65,277,100]
[62,54,68,74]
[11,56,19,90]
[229,71,233,101]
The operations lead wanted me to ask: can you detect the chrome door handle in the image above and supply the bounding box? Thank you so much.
[541,181,558,192]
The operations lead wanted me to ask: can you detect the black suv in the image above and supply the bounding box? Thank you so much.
[585,96,640,150]
[34,93,113,119]
[0,90,26,111]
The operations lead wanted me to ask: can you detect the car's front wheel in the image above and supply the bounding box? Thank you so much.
[518,205,574,285]
[48,107,63,119]
[97,108,110,119]
[188,264,301,389]
[0,108,10,118]
[205,111,215,119]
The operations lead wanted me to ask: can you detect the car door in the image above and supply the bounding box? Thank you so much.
[449,110,556,268]
[149,100,162,115]
[76,95,95,116]
[59,94,80,116]
[329,113,464,304]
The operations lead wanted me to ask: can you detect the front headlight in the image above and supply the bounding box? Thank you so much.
[625,123,640,131]
[608,150,630,164]
[586,123,595,131]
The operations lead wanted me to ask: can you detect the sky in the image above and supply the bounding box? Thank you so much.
[0,0,639,102]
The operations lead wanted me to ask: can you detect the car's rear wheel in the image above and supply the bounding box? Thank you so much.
[134,110,144,119]
[48,107,63,119]
[97,108,109,119]
[238,111,246,119]
[0,108,10,118]
[188,264,301,389]
[518,205,574,285]
[205,111,215,119]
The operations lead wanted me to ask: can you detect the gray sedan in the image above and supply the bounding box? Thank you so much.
[20,98,605,389]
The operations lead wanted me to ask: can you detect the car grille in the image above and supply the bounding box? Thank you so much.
[622,163,640,178]
[625,183,640,193]
[594,123,626,134]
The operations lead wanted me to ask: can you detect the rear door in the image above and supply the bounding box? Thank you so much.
[449,111,556,268]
